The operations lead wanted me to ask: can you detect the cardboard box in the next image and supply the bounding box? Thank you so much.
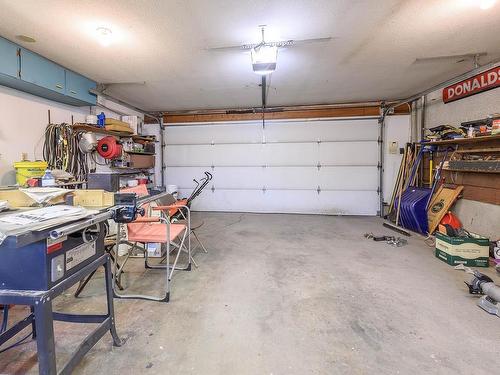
[435,232,489,267]
[128,154,155,169]
[71,189,114,207]
[0,189,67,208]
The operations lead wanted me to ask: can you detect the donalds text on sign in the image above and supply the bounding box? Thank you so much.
[443,66,500,103]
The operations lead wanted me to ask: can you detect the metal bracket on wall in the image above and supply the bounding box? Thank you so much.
[211,185,215,193]
[317,186,321,195]
[262,186,267,193]
[317,163,322,171]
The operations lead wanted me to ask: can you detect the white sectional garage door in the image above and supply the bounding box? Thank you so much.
[165,118,380,215]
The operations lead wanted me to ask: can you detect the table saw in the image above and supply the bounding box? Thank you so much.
[0,206,122,375]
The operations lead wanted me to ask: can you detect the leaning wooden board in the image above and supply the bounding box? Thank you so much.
[427,185,464,234]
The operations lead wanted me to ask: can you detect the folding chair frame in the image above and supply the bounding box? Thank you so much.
[112,203,192,303]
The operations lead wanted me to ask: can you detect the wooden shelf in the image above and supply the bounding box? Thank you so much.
[444,168,500,174]
[124,150,155,156]
[72,124,156,143]
[455,147,500,153]
[422,134,500,146]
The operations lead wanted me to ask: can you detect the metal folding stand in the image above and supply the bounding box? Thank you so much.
[112,203,192,303]
[0,254,121,375]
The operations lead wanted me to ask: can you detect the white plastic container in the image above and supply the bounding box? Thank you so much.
[166,184,178,199]
[86,115,98,124]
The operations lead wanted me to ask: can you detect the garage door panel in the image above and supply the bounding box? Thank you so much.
[166,119,381,216]
[318,191,379,215]
[264,119,378,142]
[166,144,212,166]
[212,167,264,189]
[213,144,264,166]
[262,190,321,213]
[187,189,377,215]
[211,123,262,143]
[166,166,210,188]
[319,166,378,190]
[264,167,317,189]
[315,119,379,141]
[264,143,317,165]
[166,125,214,144]
[265,122,316,142]
[319,142,378,165]
[188,190,265,212]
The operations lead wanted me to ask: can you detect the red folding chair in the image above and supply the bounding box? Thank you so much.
[113,185,191,302]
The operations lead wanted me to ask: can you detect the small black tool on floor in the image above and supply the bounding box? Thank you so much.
[364,233,408,247]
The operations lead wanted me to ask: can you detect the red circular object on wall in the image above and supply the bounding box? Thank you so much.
[97,136,122,159]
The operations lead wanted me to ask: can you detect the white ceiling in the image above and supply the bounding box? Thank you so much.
[0,0,500,111]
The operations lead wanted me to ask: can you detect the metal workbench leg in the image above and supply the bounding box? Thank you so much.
[74,269,97,298]
[34,299,56,375]
[104,258,122,347]
[30,306,36,339]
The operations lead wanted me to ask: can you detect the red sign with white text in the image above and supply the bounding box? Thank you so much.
[443,66,500,103]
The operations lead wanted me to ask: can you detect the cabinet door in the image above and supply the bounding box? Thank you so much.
[66,70,97,104]
[0,37,19,78]
[20,48,65,93]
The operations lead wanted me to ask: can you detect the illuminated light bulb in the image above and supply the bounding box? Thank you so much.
[96,27,113,47]
[251,45,278,75]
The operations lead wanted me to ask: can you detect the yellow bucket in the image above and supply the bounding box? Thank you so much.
[13,160,48,186]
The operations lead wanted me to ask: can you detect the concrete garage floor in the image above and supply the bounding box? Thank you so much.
[1,212,499,374]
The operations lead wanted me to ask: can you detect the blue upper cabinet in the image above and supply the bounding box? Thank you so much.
[0,37,20,78]
[20,48,66,94]
[0,36,97,106]
[66,70,97,105]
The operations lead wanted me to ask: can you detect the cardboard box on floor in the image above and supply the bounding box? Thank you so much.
[435,232,489,267]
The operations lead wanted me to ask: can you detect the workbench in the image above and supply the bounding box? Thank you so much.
[0,209,122,375]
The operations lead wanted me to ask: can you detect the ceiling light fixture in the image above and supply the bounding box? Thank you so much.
[250,26,278,75]
[96,27,113,47]
[251,45,278,75]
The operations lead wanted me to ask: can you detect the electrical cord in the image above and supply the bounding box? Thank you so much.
[43,124,90,181]
[0,331,33,354]
[0,306,34,354]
